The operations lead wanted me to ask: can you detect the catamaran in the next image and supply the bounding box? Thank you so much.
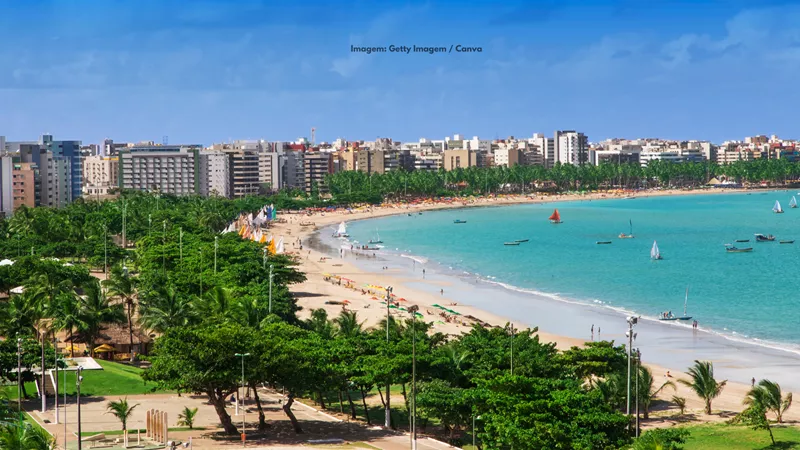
[659,287,692,321]
[334,222,349,238]
[650,240,662,260]
[369,229,383,244]
[549,209,562,224]
[755,233,775,242]
[619,219,635,238]
[791,197,798,208]
[774,200,784,213]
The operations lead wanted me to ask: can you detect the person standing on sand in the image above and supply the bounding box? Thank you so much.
[423,269,426,279]
[440,289,444,295]
[591,324,594,340]
[752,377,756,387]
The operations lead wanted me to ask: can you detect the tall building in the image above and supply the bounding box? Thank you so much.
[198,150,231,198]
[41,134,82,202]
[19,144,54,207]
[258,150,281,193]
[51,158,72,208]
[0,155,13,217]
[82,155,120,197]
[443,149,478,171]
[357,150,386,174]
[12,162,39,209]
[531,134,555,168]
[494,147,520,167]
[282,149,305,190]
[303,152,333,194]
[118,144,201,195]
[555,130,589,166]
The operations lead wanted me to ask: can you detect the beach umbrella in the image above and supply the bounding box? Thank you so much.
[93,344,116,353]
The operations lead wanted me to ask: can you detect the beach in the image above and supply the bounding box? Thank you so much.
[268,188,800,425]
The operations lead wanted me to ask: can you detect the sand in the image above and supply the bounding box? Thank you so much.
[265,188,800,426]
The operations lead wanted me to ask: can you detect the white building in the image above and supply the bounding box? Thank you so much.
[0,154,12,217]
[82,155,119,197]
[259,150,281,192]
[118,144,201,195]
[555,131,589,165]
[198,150,230,197]
[531,133,555,168]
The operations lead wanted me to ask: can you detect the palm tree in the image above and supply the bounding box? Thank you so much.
[103,265,138,360]
[637,366,676,419]
[672,396,687,415]
[80,282,126,357]
[305,308,334,339]
[106,397,139,431]
[678,360,727,414]
[196,286,233,320]
[745,379,792,423]
[50,291,86,357]
[177,406,198,429]
[0,423,55,450]
[334,310,364,338]
[138,285,196,333]
[0,290,37,339]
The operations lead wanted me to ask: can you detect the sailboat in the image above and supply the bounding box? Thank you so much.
[369,229,383,244]
[773,200,784,214]
[619,219,635,239]
[650,240,662,260]
[791,197,798,209]
[549,209,562,224]
[334,222,349,238]
[659,287,693,321]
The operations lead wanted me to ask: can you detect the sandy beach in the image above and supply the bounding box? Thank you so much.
[267,188,800,426]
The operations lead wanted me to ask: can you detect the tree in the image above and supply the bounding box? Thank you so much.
[138,285,196,333]
[745,379,792,424]
[672,396,686,415]
[632,428,690,450]
[79,282,126,357]
[103,265,138,359]
[334,310,364,339]
[678,360,726,414]
[106,397,139,431]
[0,423,55,450]
[637,365,676,419]
[732,403,775,446]
[177,407,198,429]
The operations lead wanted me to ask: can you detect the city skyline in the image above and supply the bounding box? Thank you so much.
[2,0,800,144]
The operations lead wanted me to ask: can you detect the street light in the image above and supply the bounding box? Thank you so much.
[268,265,274,314]
[408,305,419,450]
[625,316,638,430]
[16,337,22,419]
[77,366,84,450]
[635,348,641,438]
[384,286,393,429]
[509,323,515,376]
[214,236,218,274]
[235,353,250,446]
[473,415,482,448]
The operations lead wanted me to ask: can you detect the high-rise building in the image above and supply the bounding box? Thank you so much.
[12,162,39,209]
[303,152,333,194]
[554,131,589,166]
[19,144,54,207]
[443,149,478,171]
[258,150,281,193]
[282,149,305,190]
[41,134,82,202]
[198,150,231,198]
[118,144,201,195]
[82,155,120,197]
[0,155,13,217]
[357,150,386,174]
[531,134,555,168]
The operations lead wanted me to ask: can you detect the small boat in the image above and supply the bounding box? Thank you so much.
[774,200,784,214]
[650,240,662,260]
[369,229,383,244]
[780,240,795,244]
[596,241,612,245]
[418,212,423,215]
[504,242,520,246]
[514,239,529,243]
[619,219,635,239]
[659,288,692,321]
[408,213,413,216]
[791,197,798,209]
[755,233,776,242]
[726,246,753,253]
[453,220,467,224]
[549,209,562,224]
[334,222,349,238]
[362,246,380,251]
[735,239,750,243]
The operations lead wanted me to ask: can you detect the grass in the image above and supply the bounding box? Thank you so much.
[681,424,800,449]
[1,360,169,398]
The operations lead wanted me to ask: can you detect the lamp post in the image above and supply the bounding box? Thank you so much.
[384,286,393,429]
[635,348,641,438]
[214,236,218,274]
[179,228,183,263]
[473,415,482,448]
[104,223,108,275]
[63,360,67,450]
[162,220,167,272]
[77,366,84,450]
[509,323,515,376]
[235,353,250,446]
[625,316,638,431]
[268,265,274,314]
[408,305,419,450]
[16,337,22,419]
[122,200,127,249]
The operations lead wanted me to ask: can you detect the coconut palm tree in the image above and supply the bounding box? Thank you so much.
[50,291,86,357]
[0,290,38,339]
[138,285,196,333]
[80,282,126,357]
[745,379,792,423]
[196,286,233,320]
[637,365,676,419]
[106,397,139,431]
[103,265,138,360]
[0,423,55,450]
[678,360,727,414]
[334,310,364,338]
[305,308,335,339]
[177,406,198,429]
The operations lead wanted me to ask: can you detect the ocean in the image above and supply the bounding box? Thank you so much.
[344,191,800,357]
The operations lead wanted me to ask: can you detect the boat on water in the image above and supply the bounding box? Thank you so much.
[453,220,467,224]
[504,242,520,246]
[334,222,349,238]
[781,240,795,244]
[515,239,529,243]
[755,233,776,242]
[596,241,612,245]
[735,239,750,243]
[361,245,380,251]
[418,212,423,215]
[774,200,784,213]
[368,229,383,244]
[659,287,693,321]
[549,209,562,224]
[650,240,662,260]
[726,245,753,253]
[619,219,635,239]
[791,197,798,208]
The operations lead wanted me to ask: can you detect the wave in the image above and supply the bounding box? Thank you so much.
[400,254,428,264]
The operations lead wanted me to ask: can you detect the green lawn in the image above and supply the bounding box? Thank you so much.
[2,360,169,398]
[682,424,800,449]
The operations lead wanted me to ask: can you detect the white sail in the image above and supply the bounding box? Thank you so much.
[791,197,798,208]
[650,241,660,260]
[684,286,689,316]
[774,200,783,213]
[337,222,347,235]
[276,237,285,254]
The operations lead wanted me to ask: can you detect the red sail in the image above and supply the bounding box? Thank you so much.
[549,209,561,221]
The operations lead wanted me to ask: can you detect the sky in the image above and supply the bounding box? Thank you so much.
[1,0,800,145]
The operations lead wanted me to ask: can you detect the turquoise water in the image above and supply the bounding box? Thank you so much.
[347,191,800,351]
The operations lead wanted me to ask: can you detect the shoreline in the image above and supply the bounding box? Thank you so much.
[270,188,800,424]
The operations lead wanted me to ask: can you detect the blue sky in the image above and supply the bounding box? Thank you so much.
[1,0,799,145]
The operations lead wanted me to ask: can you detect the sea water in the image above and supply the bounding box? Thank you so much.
[346,191,800,354]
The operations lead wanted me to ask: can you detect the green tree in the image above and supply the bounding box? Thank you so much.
[637,365,676,419]
[0,423,55,450]
[732,403,775,446]
[79,282,126,357]
[678,360,726,414]
[745,379,792,424]
[103,265,139,359]
[138,285,197,333]
[106,397,140,431]
[177,406,198,429]
[632,428,690,450]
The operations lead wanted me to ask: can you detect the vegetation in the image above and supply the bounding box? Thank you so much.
[177,406,198,429]
[678,361,727,415]
[679,424,800,449]
[744,379,792,424]
[106,397,139,431]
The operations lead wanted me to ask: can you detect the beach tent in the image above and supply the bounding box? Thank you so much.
[0,259,14,266]
[707,178,721,186]
[93,344,115,353]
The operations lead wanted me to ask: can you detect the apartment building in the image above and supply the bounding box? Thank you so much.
[494,147,521,167]
[555,130,589,166]
[303,151,333,194]
[0,155,12,217]
[531,134,555,168]
[282,149,305,190]
[443,149,478,171]
[82,155,119,197]
[41,134,82,202]
[357,150,386,174]
[18,144,54,207]
[198,151,231,197]
[259,150,281,193]
[12,162,38,209]
[118,144,201,195]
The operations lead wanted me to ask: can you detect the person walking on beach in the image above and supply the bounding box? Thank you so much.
[591,324,594,340]
[423,269,426,279]
[440,288,444,295]
[752,377,756,387]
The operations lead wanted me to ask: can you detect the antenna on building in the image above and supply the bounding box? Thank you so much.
[162,135,168,145]
[311,127,316,146]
